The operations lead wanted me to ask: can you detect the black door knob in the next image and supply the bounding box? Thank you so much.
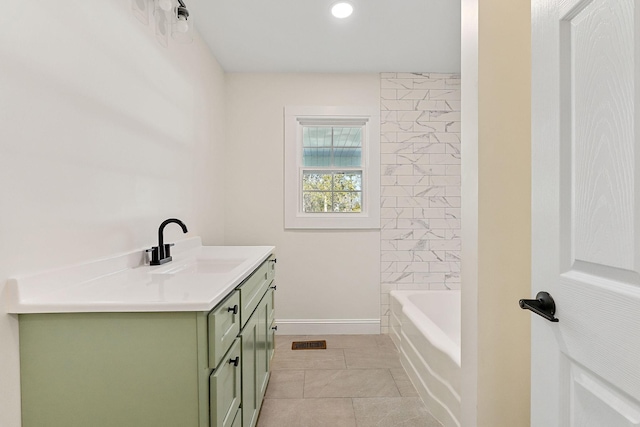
[519,291,559,322]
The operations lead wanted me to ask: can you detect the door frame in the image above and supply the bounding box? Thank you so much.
[460,0,532,425]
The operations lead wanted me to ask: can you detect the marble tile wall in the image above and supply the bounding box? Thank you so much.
[379,72,461,333]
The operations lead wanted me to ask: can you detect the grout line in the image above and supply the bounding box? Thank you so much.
[302,369,306,399]
[350,397,359,427]
[389,368,404,397]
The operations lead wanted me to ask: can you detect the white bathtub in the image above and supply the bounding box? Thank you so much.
[390,290,461,427]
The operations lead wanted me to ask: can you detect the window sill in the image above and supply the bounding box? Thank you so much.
[284,212,380,229]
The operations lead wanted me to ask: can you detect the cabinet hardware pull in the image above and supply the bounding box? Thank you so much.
[229,356,240,367]
[271,325,278,331]
[270,259,277,264]
[227,305,238,315]
[270,285,277,290]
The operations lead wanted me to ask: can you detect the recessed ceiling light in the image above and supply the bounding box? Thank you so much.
[331,2,353,19]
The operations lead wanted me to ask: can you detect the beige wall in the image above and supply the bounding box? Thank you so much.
[461,0,531,425]
[224,74,381,332]
[0,2,226,425]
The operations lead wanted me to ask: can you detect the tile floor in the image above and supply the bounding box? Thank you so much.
[256,334,443,427]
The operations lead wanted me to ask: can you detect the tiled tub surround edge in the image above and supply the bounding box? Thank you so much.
[380,73,461,334]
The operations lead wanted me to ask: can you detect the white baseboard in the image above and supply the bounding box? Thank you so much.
[275,319,380,335]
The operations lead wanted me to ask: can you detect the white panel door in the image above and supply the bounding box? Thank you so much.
[531,0,640,426]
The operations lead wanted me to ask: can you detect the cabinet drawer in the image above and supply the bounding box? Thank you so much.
[267,256,276,282]
[238,258,273,327]
[211,339,241,427]
[209,291,241,369]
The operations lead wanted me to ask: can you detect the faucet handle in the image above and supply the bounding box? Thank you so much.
[145,246,160,264]
[163,243,175,258]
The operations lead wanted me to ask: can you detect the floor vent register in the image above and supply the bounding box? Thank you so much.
[291,340,327,350]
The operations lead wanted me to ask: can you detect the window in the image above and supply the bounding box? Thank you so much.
[302,126,362,213]
[284,106,380,229]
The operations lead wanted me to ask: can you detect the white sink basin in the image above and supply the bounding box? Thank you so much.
[151,259,245,275]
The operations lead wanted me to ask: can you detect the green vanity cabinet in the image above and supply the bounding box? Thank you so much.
[18,255,276,427]
[19,311,207,427]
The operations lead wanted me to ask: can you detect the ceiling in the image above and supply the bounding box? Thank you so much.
[187,0,461,73]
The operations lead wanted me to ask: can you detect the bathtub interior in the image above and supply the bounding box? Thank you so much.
[407,291,461,348]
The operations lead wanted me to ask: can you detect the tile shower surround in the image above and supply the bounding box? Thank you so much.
[379,72,461,333]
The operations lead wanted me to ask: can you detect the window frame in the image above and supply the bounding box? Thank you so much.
[284,106,380,229]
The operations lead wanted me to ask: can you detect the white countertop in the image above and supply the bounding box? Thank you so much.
[5,237,275,314]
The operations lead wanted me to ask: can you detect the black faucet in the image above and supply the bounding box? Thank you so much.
[149,218,188,265]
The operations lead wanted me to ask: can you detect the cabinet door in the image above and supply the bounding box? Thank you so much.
[240,313,259,427]
[210,339,241,427]
[231,409,242,427]
[241,292,273,427]
[256,295,269,403]
[266,288,276,365]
